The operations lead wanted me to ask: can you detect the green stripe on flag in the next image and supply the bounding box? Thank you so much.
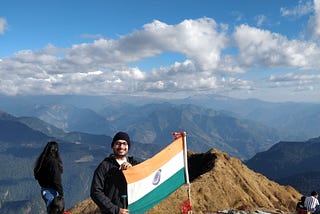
[128,168,185,214]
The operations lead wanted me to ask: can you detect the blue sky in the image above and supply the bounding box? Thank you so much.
[1,0,320,103]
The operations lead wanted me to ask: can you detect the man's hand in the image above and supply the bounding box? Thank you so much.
[119,208,129,214]
[119,162,132,170]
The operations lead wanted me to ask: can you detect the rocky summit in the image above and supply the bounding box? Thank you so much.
[68,149,301,214]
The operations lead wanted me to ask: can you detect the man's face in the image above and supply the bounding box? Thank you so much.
[112,139,129,157]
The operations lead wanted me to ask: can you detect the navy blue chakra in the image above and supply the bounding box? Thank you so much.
[152,169,162,185]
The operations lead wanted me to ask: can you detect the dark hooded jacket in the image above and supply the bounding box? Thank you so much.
[35,157,63,196]
[90,154,139,214]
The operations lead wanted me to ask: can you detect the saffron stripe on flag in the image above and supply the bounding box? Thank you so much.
[124,137,184,183]
[126,150,184,204]
[123,136,188,213]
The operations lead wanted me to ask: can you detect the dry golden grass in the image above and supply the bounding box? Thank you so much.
[68,149,301,214]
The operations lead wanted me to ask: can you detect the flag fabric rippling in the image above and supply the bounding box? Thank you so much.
[123,132,189,213]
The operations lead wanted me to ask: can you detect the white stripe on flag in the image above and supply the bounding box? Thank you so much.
[127,150,184,205]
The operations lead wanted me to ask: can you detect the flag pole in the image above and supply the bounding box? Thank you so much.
[182,132,192,214]
[173,132,192,214]
[182,132,190,184]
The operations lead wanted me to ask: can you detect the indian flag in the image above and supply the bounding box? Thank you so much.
[123,132,189,213]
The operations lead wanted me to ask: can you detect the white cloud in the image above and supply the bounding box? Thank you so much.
[81,34,105,40]
[280,0,313,17]
[0,17,8,34]
[312,0,320,38]
[142,59,218,92]
[267,72,320,96]
[0,18,232,95]
[64,18,228,73]
[233,24,320,70]
[269,72,320,83]
[255,15,267,27]
[220,77,253,91]
[1,14,320,101]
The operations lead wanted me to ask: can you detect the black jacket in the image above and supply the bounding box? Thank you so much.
[35,157,63,196]
[90,154,139,214]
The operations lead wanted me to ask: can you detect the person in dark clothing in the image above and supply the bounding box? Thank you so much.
[34,141,64,214]
[49,195,65,214]
[91,131,139,214]
[296,195,307,214]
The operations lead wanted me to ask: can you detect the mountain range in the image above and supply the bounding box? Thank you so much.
[0,110,114,213]
[1,94,320,141]
[0,94,319,213]
[246,136,320,196]
[1,95,312,160]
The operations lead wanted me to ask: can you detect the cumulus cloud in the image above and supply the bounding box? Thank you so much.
[233,24,320,70]
[66,18,228,71]
[143,60,218,92]
[268,73,320,92]
[1,12,320,100]
[220,77,253,91]
[296,0,320,41]
[280,0,313,17]
[269,72,320,83]
[0,18,230,95]
[0,17,8,34]
[312,0,320,38]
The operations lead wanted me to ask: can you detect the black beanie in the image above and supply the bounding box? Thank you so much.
[111,131,131,149]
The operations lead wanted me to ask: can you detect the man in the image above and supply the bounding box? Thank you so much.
[91,131,139,214]
[304,191,319,213]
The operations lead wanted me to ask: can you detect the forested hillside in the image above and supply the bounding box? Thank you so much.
[246,136,320,195]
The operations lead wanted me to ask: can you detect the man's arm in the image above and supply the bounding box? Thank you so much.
[128,156,139,166]
[90,162,119,214]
